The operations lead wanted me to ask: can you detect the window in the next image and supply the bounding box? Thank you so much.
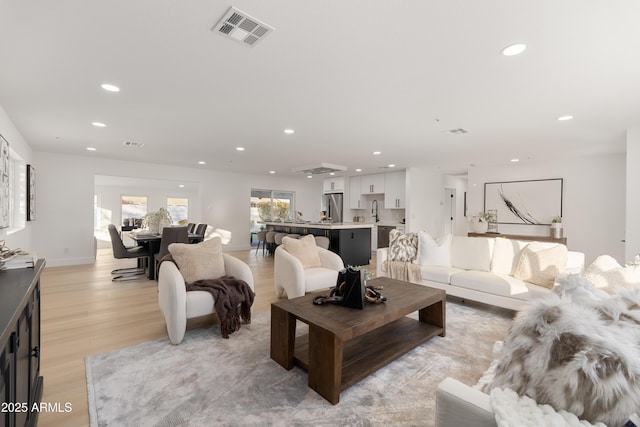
[121,196,147,227]
[250,189,295,232]
[166,197,188,224]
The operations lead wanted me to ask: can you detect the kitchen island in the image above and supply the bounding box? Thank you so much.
[259,221,373,266]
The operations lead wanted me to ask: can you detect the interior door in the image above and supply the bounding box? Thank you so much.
[444,188,455,235]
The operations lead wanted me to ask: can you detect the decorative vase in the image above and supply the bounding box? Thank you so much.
[473,220,488,233]
[550,223,563,239]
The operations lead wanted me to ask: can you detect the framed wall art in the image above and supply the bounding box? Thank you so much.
[27,164,36,221]
[1,135,9,228]
[484,178,563,226]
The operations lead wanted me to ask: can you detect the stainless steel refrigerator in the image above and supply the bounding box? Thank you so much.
[322,193,343,223]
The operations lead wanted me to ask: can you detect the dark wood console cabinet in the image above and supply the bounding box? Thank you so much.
[1,259,45,427]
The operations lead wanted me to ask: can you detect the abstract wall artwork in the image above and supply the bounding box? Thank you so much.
[484,178,563,226]
[0,135,9,229]
[27,164,36,221]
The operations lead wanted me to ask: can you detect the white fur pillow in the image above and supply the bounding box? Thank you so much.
[388,229,419,262]
[513,242,568,288]
[584,254,640,292]
[281,234,321,268]
[413,231,451,267]
[168,236,225,284]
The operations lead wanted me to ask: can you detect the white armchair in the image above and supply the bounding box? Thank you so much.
[158,253,254,345]
[274,243,344,299]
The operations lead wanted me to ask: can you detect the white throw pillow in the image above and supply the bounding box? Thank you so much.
[490,238,529,276]
[281,234,321,268]
[413,231,452,267]
[168,236,225,284]
[451,236,494,271]
[513,242,568,288]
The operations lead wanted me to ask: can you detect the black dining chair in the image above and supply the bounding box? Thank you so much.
[108,224,150,281]
[187,222,196,233]
[155,226,189,278]
[194,223,208,236]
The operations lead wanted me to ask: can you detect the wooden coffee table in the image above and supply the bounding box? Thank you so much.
[270,277,446,404]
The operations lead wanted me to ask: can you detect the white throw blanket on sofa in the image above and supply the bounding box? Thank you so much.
[484,274,640,426]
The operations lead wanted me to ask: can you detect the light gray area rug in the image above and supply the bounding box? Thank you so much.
[86,300,513,427]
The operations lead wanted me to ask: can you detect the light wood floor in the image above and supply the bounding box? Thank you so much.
[38,247,375,427]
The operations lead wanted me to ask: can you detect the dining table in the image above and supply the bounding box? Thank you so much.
[128,231,204,280]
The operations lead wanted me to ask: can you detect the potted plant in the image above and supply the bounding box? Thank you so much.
[142,208,173,234]
[550,215,563,239]
[469,212,490,233]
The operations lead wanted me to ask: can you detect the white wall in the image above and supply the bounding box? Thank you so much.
[466,154,626,264]
[32,152,323,266]
[626,129,640,261]
[405,166,446,235]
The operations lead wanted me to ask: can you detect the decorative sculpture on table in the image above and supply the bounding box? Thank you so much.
[142,208,173,234]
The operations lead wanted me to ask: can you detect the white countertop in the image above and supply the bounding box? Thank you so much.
[259,221,374,230]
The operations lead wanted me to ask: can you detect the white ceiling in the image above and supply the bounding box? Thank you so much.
[1,1,639,178]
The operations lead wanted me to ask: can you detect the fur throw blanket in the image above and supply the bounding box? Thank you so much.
[383,260,422,283]
[484,274,640,426]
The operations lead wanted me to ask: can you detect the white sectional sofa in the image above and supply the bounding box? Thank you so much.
[376,234,585,311]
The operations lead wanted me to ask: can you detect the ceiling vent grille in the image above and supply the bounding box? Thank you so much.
[448,128,469,135]
[291,163,347,175]
[123,141,144,148]
[212,7,274,47]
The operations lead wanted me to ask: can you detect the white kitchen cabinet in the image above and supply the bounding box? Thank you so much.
[384,171,406,209]
[360,173,385,194]
[349,176,366,209]
[323,177,344,193]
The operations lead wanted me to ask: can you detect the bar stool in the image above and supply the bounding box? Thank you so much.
[255,230,268,256]
[274,232,288,247]
[314,235,330,249]
[265,231,277,255]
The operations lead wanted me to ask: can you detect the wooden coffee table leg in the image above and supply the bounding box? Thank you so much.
[308,324,343,405]
[419,299,446,337]
[270,305,296,369]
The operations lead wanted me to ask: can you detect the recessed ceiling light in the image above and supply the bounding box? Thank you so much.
[329,172,335,176]
[558,115,574,121]
[501,43,527,56]
[373,151,381,155]
[179,184,185,188]
[306,175,313,179]
[355,168,362,172]
[511,158,520,162]
[388,164,396,168]
[91,122,106,127]
[198,161,206,165]
[269,170,276,174]
[284,129,295,134]
[86,147,97,151]
[101,83,120,92]
[236,147,245,151]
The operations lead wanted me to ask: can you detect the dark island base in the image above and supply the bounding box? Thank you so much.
[266,225,372,266]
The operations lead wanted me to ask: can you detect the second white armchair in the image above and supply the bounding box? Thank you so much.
[274,234,344,299]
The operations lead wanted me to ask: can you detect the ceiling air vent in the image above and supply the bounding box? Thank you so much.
[212,7,274,47]
[448,128,469,135]
[291,163,347,175]
[122,141,144,148]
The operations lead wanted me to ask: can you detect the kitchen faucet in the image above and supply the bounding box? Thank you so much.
[372,199,379,222]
